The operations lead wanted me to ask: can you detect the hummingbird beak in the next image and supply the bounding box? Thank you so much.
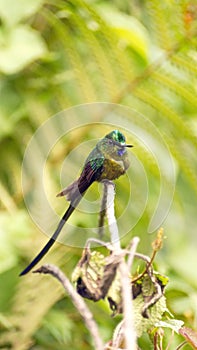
[113,140,133,148]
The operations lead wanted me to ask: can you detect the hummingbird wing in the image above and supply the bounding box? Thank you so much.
[78,156,105,193]
[19,154,104,276]
[57,152,105,200]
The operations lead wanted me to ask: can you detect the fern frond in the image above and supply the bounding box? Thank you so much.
[152,71,197,108]
[43,8,97,102]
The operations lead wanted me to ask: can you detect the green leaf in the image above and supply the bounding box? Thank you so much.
[95,4,149,61]
[43,309,74,343]
[0,235,16,273]
[155,319,184,334]
[0,25,47,74]
[0,313,12,330]
[134,295,168,337]
[0,0,44,26]
[0,211,30,273]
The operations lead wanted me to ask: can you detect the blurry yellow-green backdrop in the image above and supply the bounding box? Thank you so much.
[0,1,197,349]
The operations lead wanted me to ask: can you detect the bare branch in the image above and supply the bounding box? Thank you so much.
[98,180,108,237]
[104,181,138,350]
[127,237,140,270]
[118,259,137,350]
[85,237,114,251]
[104,180,120,250]
[34,264,104,350]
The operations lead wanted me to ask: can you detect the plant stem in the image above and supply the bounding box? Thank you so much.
[104,180,138,350]
[34,264,104,350]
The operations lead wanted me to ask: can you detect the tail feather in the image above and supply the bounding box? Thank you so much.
[56,180,79,201]
[19,202,77,276]
[20,172,95,276]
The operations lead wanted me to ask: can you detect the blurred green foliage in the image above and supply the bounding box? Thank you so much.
[0,0,197,349]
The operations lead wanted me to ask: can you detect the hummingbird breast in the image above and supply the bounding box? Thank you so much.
[99,158,128,181]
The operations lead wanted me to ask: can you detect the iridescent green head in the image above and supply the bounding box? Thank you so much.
[105,130,126,145]
[98,129,133,161]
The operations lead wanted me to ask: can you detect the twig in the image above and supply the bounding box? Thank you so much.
[131,228,164,283]
[133,252,151,265]
[119,237,139,349]
[175,341,187,350]
[98,181,108,238]
[105,181,120,250]
[118,259,137,350]
[104,181,137,350]
[85,237,114,251]
[127,237,140,270]
[34,264,104,350]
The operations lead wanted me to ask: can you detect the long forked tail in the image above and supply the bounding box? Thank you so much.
[19,164,98,276]
[19,201,78,276]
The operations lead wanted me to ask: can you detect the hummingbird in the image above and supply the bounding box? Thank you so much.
[20,130,132,276]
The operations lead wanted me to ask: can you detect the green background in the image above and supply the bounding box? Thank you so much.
[0,0,197,349]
